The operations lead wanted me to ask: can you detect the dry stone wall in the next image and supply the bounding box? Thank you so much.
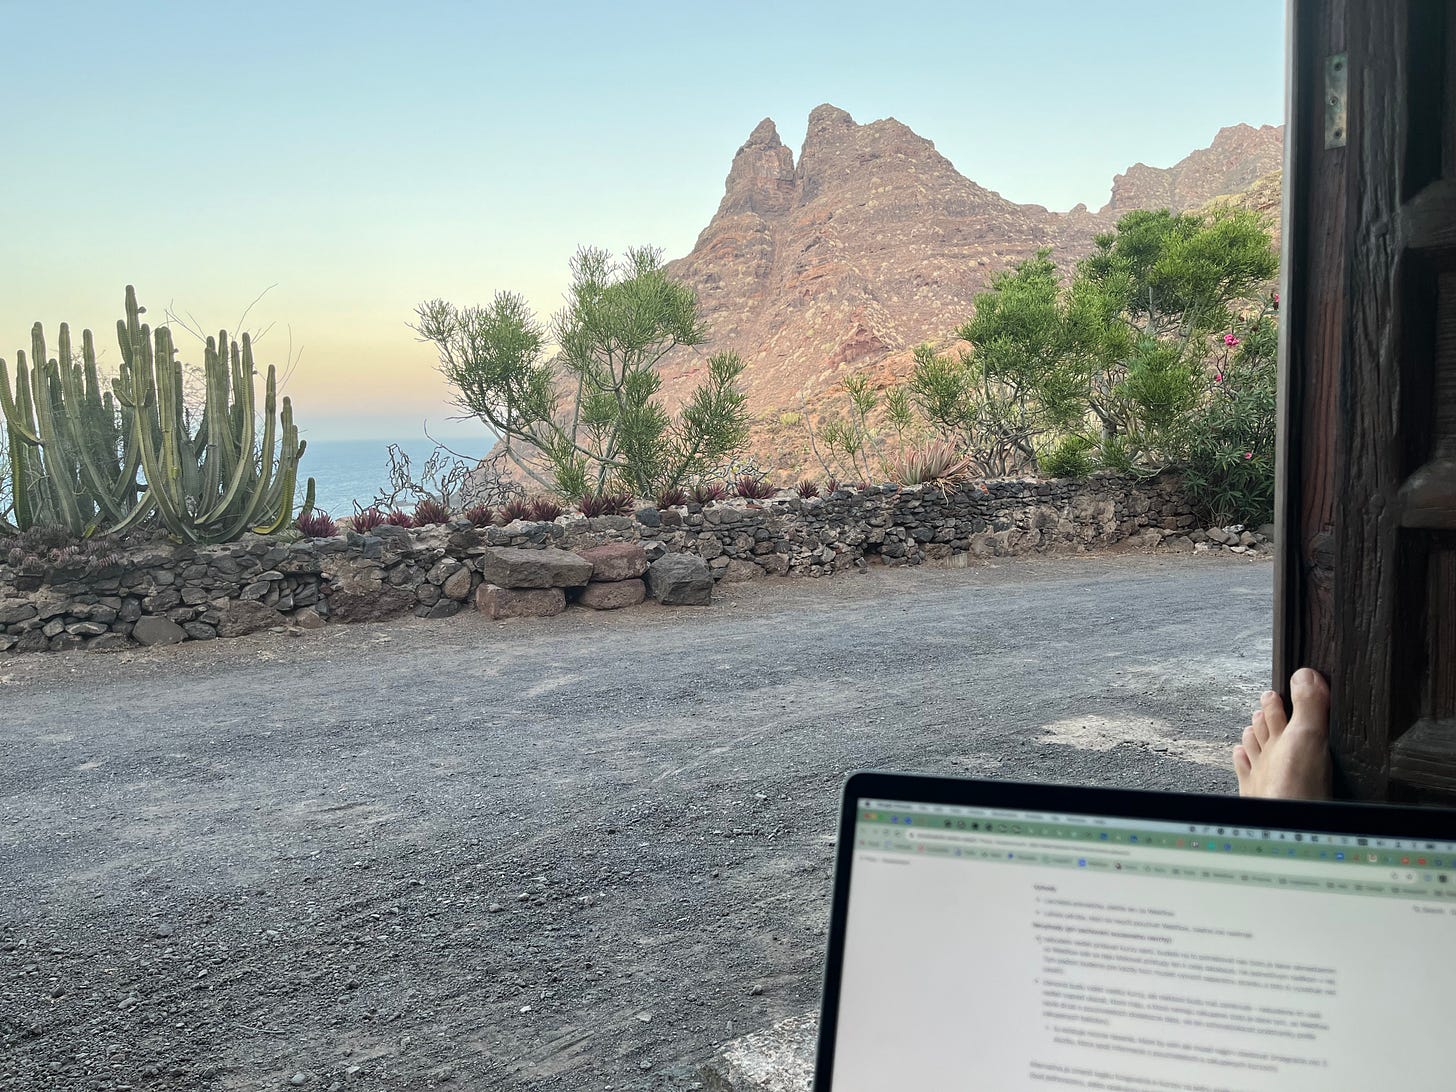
[0,473,1260,654]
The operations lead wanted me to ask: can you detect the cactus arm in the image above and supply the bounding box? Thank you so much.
[198,345,260,526]
[0,357,42,445]
[126,322,200,543]
[26,325,86,536]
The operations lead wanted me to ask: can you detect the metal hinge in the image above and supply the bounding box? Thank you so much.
[1325,53,1348,149]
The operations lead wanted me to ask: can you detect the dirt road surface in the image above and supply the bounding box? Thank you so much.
[0,554,1271,1091]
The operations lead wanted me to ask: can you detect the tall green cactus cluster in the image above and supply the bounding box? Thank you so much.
[1,286,314,543]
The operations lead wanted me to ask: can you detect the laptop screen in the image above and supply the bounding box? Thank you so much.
[831,795,1456,1090]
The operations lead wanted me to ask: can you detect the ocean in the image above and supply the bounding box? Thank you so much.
[298,437,494,517]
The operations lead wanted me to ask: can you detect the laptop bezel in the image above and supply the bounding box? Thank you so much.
[814,770,1456,1090]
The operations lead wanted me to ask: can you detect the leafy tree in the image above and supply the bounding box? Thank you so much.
[414,246,749,498]
[890,207,1277,476]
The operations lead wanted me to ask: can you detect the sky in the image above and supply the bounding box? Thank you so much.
[1,0,1286,442]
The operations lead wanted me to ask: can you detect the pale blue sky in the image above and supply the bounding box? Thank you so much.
[1,0,1286,440]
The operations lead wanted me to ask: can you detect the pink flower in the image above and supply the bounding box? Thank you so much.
[1223,333,1241,347]
[1214,373,1224,383]
[1243,452,1253,460]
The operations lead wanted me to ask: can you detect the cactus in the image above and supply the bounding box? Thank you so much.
[1,286,315,543]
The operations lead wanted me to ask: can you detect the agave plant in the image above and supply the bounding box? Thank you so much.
[825,477,840,493]
[578,491,633,518]
[654,486,689,509]
[462,505,494,527]
[412,497,451,525]
[528,496,564,522]
[796,479,821,499]
[498,497,532,524]
[689,482,725,505]
[385,509,415,528]
[886,442,975,488]
[351,505,387,532]
[733,475,775,500]
[295,510,338,538]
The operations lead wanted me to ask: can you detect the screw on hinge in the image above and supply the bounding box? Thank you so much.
[1325,53,1348,149]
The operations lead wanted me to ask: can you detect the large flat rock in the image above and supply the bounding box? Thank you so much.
[700,1011,816,1092]
[475,583,567,619]
[480,547,593,589]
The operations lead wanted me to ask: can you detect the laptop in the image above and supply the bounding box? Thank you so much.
[815,771,1456,1091]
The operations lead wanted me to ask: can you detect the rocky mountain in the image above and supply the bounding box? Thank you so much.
[1102,123,1284,215]
[659,106,1284,476]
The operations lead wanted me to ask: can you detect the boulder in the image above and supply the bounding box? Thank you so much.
[132,616,186,647]
[475,583,567,620]
[441,565,474,601]
[292,608,326,630]
[647,553,713,606]
[479,547,593,589]
[575,543,649,582]
[324,559,415,622]
[577,578,646,611]
[699,1010,816,1092]
[217,600,286,638]
[719,559,763,583]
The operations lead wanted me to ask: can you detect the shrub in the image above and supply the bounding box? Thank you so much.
[1,523,125,570]
[351,506,387,532]
[1039,436,1096,480]
[733,475,775,500]
[462,505,494,527]
[690,482,725,505]
[499,498,532,524]
[655,486,690,509]
[825,477,840,493]
[797,480,821,499]
[1179,317,1277,526]
[886,442,974,487]
[386,509,416,528]
[412,498,451,526]
[528,497,564,522]
[295,510,339,538]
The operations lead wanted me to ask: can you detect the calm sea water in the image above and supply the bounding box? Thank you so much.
[298,438,491,516]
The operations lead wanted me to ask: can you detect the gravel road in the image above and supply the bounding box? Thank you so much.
[0,553,1272,1091]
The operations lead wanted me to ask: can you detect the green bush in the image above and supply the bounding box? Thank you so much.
[1039,435,1096,479]
[1178,314,1277,526]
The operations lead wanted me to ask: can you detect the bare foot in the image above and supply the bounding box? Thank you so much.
[1232,668,1332,800]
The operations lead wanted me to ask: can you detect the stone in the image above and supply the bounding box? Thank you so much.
[1256,522,1277,542]
[292,608,325,630]
[475,583,567,620]
[132,616,187,647]
[217,600,285,638]
[85,633,132,651]
[479,547,593,589]
[325,559,415,623]
[0,602,36,625]
[699,1010,816,1092]
[647,553,713,606]
[441,566,473,601]
[720,559,763,583]
[183,621,218,640]
[65,621,109,637]
[635,506,661,528]
[423,599,461,619]
[577,579,646,611]
[575,543,649,582]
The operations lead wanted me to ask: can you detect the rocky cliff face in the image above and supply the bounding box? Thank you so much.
[1103,123,1284,215]
[659,106,1283,475]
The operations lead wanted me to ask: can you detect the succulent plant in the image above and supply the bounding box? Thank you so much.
[462,505,494,527]
[351,506,386,532]
[385,509,415,527]
[654,486,689,509]
[0,286,315,542]
[689,482,726,505]
[733,475,775,500]
[528,497,564,522]
[412,498,451,525]
[797,479,821,499]
[499,497,532,524]
[295,510,338,538]
[578,491,633,517]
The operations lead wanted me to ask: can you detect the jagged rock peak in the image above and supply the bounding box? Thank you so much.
[716,116,798,219]
[807,103,856,129]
